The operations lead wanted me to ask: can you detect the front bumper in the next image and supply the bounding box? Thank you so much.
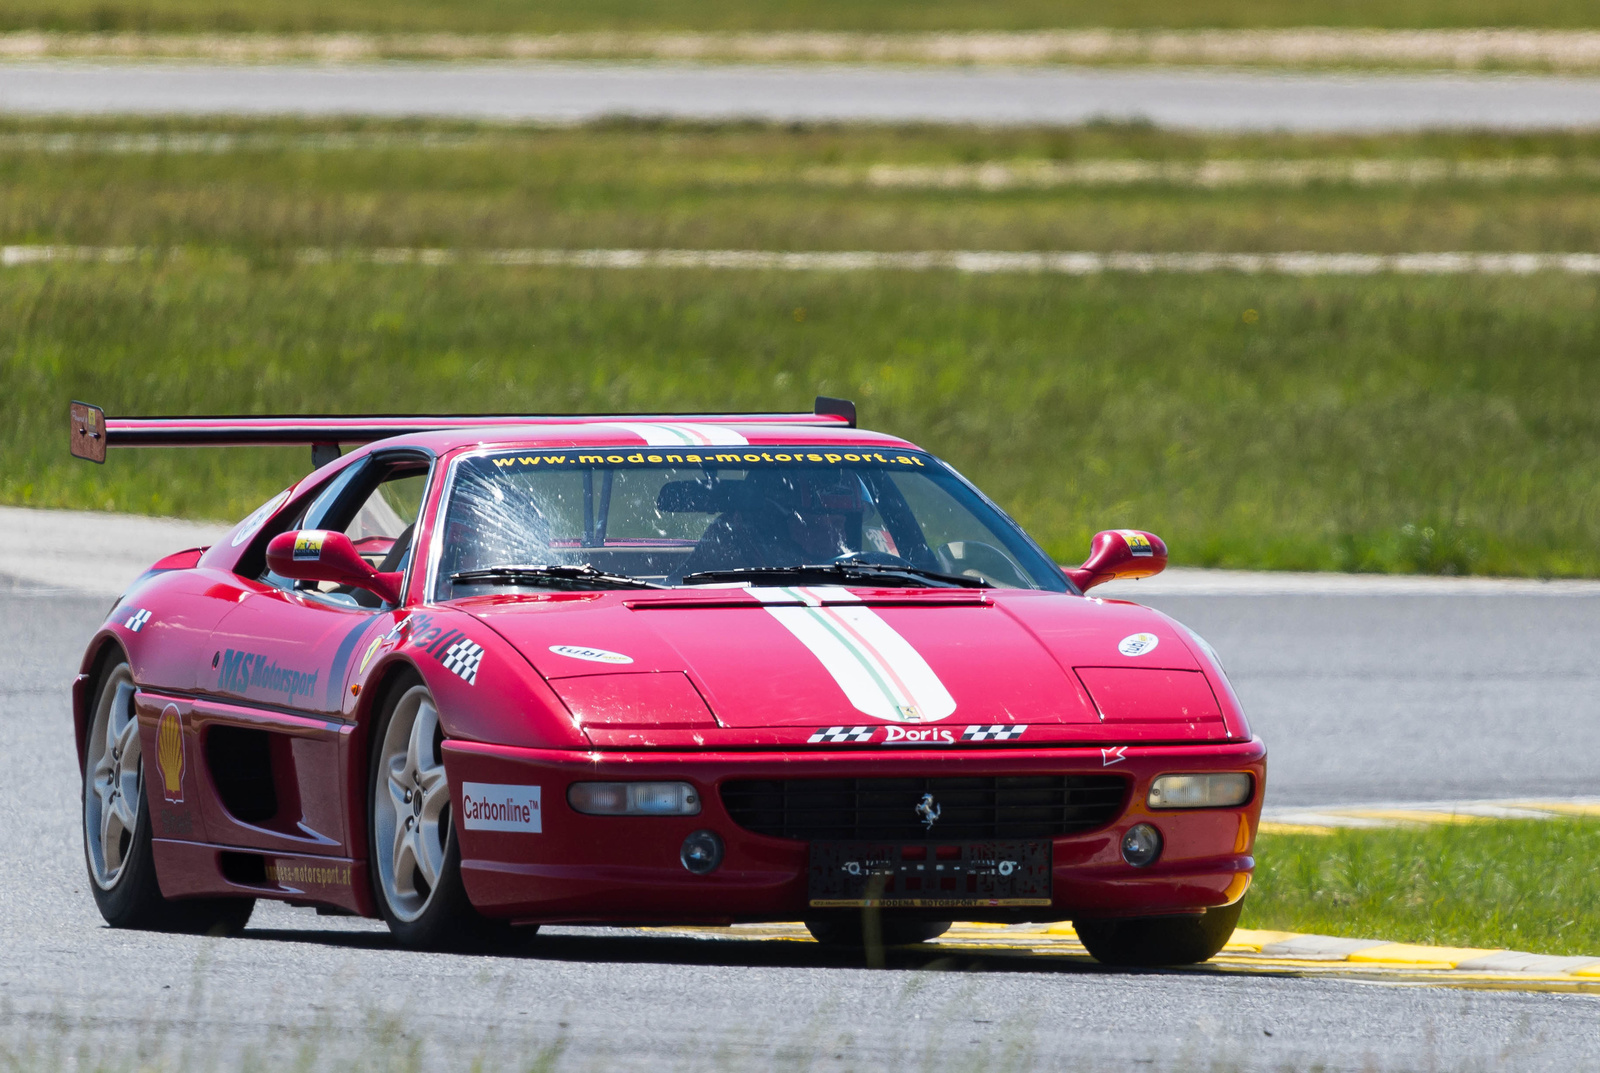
[443,737,1266,925]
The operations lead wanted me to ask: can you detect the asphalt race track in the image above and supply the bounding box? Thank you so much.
[4,580,1599,1069]
[7,62,1600,130]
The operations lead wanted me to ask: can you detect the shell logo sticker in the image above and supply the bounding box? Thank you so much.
[292,530,327,561]
[156,704,185,804]
[549,645,634,665]
[1118,530,1154,557]
[1118,632,1160,657]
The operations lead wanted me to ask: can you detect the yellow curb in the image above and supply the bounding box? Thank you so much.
[1515,801,1600,817]
[1347,943,1503,967]
[1222,928,1301,952]
[1339,809,1485,826]
[1045,923,1079,937]
[1570,964,1600,978]
[1257,821,1340,836]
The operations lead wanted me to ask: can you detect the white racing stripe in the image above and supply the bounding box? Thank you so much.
[606,421,749,446]
[751,586,956,724]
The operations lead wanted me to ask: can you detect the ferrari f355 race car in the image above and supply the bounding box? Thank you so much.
[70,399,1264,964]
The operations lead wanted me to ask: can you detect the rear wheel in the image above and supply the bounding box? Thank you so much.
[83,660,254,934]
[1075,898,1245,967]
[369,679,512,950]
[805,916,951,947]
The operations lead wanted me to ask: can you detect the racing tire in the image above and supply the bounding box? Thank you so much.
[84,660,256,935]
[804,916,951,947]
[1075,897,1246,967]
[368,677,512,951]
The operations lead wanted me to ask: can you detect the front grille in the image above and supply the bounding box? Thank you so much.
[720,775,1128,842]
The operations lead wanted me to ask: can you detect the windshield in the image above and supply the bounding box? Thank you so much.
[429,446,1067,599]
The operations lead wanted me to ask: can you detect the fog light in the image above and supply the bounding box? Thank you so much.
[568,781,701,816]
[1121,823,1163,867]
[1147,773,1254,810]
[680,830,724,874]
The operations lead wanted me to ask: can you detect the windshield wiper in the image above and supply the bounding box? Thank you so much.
[452,565,664,590]
[680,562,989,589]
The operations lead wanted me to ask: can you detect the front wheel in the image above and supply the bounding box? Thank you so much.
[83,660,254,934]
[1075,898,1245,967]
[369,678,508,950]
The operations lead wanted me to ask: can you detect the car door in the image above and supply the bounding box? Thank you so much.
[191,452,432,860]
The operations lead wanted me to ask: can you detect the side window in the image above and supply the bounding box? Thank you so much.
[265,456,431,603]
[345,471,427,572]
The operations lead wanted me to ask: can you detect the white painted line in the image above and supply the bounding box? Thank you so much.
[14,245,1600,279]
[9,30,1600,71]
[1259,935,1392,957]
[810,157,1600,190]
[1261,796,1600,829]
[1098,567,1600,596]
[0,134,1592,191]
[1455,952,1600,974]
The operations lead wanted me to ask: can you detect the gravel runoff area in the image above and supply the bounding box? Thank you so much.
[7,62,1600,130]
[8,29,1600,71]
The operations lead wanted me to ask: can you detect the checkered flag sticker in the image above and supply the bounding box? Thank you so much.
[124,608,152,633]
[807,726,876,744]
[440,638,484,685]
[961,724,1029,742]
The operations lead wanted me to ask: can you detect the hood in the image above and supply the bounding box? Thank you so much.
[463,586,1238,746]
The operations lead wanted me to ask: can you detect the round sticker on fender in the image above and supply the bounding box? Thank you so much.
[1118,632,1160,657]
[549,645,633,665]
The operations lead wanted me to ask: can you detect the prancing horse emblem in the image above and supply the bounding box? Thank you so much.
[915,793,941,831]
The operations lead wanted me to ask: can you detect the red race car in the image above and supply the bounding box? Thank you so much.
[69,399,1263,964]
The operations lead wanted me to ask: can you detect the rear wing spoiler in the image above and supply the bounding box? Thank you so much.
[69,397,857,465]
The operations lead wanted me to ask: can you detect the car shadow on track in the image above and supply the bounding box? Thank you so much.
[233,926,1273,979]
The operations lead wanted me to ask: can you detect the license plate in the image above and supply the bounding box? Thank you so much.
[807,840,1052,908]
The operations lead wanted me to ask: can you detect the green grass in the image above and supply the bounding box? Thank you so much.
[9,258,1600,577]
[7,119,1600,255]
[6,0,1600,33]
[7,117,1600,576]
[1244,818,1600,956]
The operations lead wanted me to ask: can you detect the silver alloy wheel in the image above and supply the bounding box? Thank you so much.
[84,665,142,890]
[374,685,451,924]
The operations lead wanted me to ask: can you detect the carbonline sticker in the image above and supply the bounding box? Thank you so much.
[608,422,749,447]
[156,704,185,803]
[549,645,634,665]
[231,490,290,547]
[460,783,542,832]
[752,586,957,724]
[123,608,152,632]
[1118,632,1160,657]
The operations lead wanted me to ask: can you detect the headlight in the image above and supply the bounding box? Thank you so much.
[1147,773,1254,809]
[568,781,702,816]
